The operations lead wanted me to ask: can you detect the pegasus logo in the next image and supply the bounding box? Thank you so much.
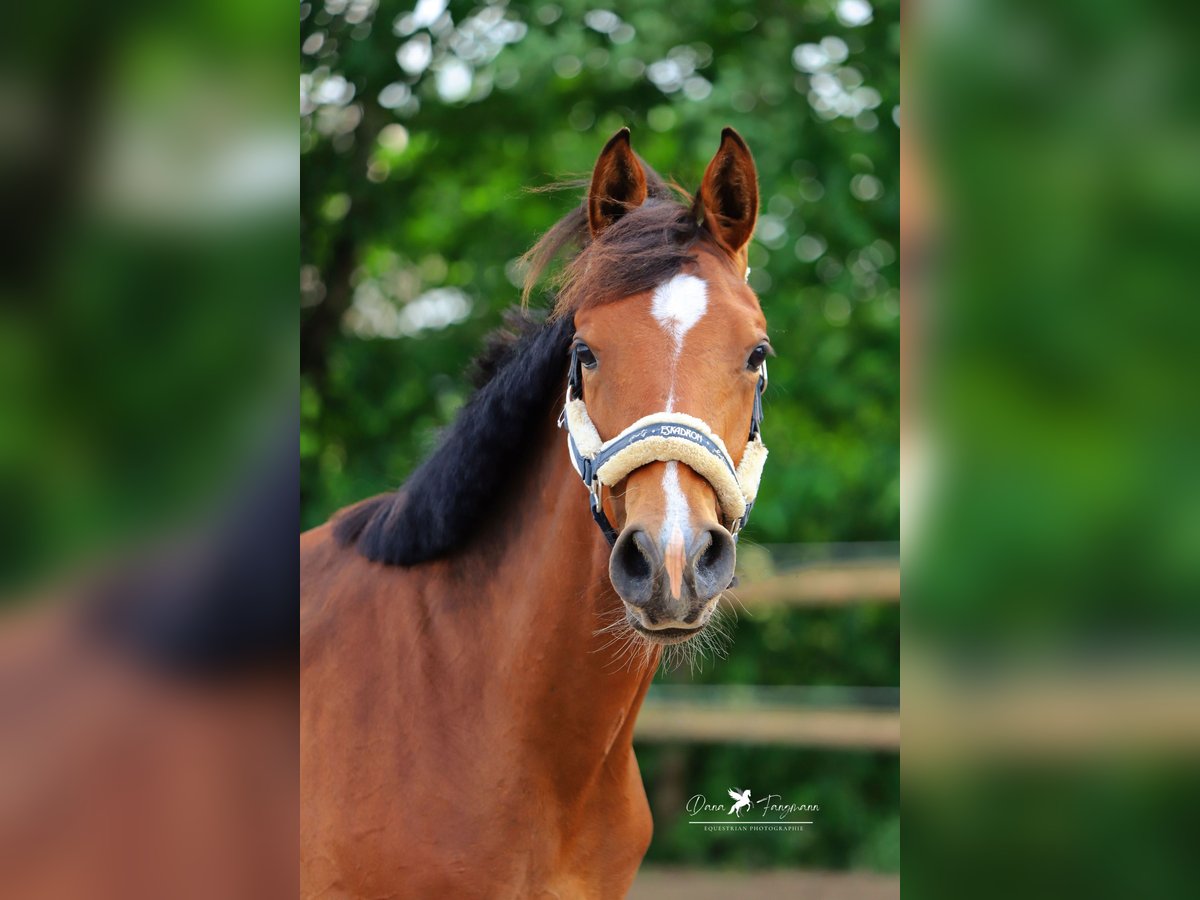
[727,788,753,817]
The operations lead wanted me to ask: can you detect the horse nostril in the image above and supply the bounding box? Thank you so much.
[622,536,651,581]
[609,528,656,607]
[690,528,736,600]
[699,535,723,571]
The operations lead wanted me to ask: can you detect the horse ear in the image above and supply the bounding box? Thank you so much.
[587,127,648,238]
[696,127,759,258]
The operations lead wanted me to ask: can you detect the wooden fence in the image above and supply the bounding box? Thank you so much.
[633,553,900,751]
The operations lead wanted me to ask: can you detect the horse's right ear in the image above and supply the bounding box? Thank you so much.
[695,127,759,261]
[587,127,648,238]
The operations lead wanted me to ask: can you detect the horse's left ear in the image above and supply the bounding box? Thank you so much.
[696,127,759,259]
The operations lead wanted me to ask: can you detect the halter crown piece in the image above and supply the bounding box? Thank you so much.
[558,345,769,547]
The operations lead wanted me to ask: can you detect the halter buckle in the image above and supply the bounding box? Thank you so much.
[729,498,754,541]
[749,363,767,441]
[566,344,584,403]
[588,478,619,547]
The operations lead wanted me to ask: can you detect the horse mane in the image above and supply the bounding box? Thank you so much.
[332,312,575,565]
[335,161,726,566]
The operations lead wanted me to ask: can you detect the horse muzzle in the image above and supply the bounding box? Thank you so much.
[609,524,735,640]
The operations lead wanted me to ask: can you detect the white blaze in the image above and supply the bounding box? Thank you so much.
[651,273,708,412]
[661,461,689,545]
[651,273,708,356]
[651,273,709,546]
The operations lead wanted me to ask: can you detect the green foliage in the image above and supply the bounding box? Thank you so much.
[302,0,898,871]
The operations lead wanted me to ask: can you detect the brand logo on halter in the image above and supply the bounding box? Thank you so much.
[658,424,701,440]
[628,423,706,445]
[683,790,820,832]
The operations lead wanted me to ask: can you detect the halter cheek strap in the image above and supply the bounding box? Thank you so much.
[559,348,768,547]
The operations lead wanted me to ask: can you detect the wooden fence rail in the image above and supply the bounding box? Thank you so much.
[732,560,900,607]
[634,553,902,751]
[635,703,900,751]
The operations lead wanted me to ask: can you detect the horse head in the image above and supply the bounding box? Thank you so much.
[559,128,769,645]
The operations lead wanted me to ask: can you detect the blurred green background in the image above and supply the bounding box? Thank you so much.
[301,0,899,876]
[906,1,1200,897]
[0,0,295,594]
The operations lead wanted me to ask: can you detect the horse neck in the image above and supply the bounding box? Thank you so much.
[470,413,660,787]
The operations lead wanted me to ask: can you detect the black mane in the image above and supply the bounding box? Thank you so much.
[332,312,575,565]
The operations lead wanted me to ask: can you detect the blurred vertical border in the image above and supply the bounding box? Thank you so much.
[907,1,1200,897]
[1,0,297,597]
[0,1,298,898]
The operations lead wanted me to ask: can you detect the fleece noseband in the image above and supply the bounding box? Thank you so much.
[558,344,769,546]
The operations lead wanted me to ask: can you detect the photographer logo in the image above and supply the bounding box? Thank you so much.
[685,789,818,832]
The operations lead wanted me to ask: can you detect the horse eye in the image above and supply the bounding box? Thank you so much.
[575,343,598,369]
[747,344,769,370]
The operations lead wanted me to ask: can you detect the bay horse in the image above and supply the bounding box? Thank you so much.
[301,127,770,898]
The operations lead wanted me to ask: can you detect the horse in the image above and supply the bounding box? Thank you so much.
[301,127,769,898]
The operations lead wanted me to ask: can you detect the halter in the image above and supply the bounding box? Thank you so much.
[558,345,769,547]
